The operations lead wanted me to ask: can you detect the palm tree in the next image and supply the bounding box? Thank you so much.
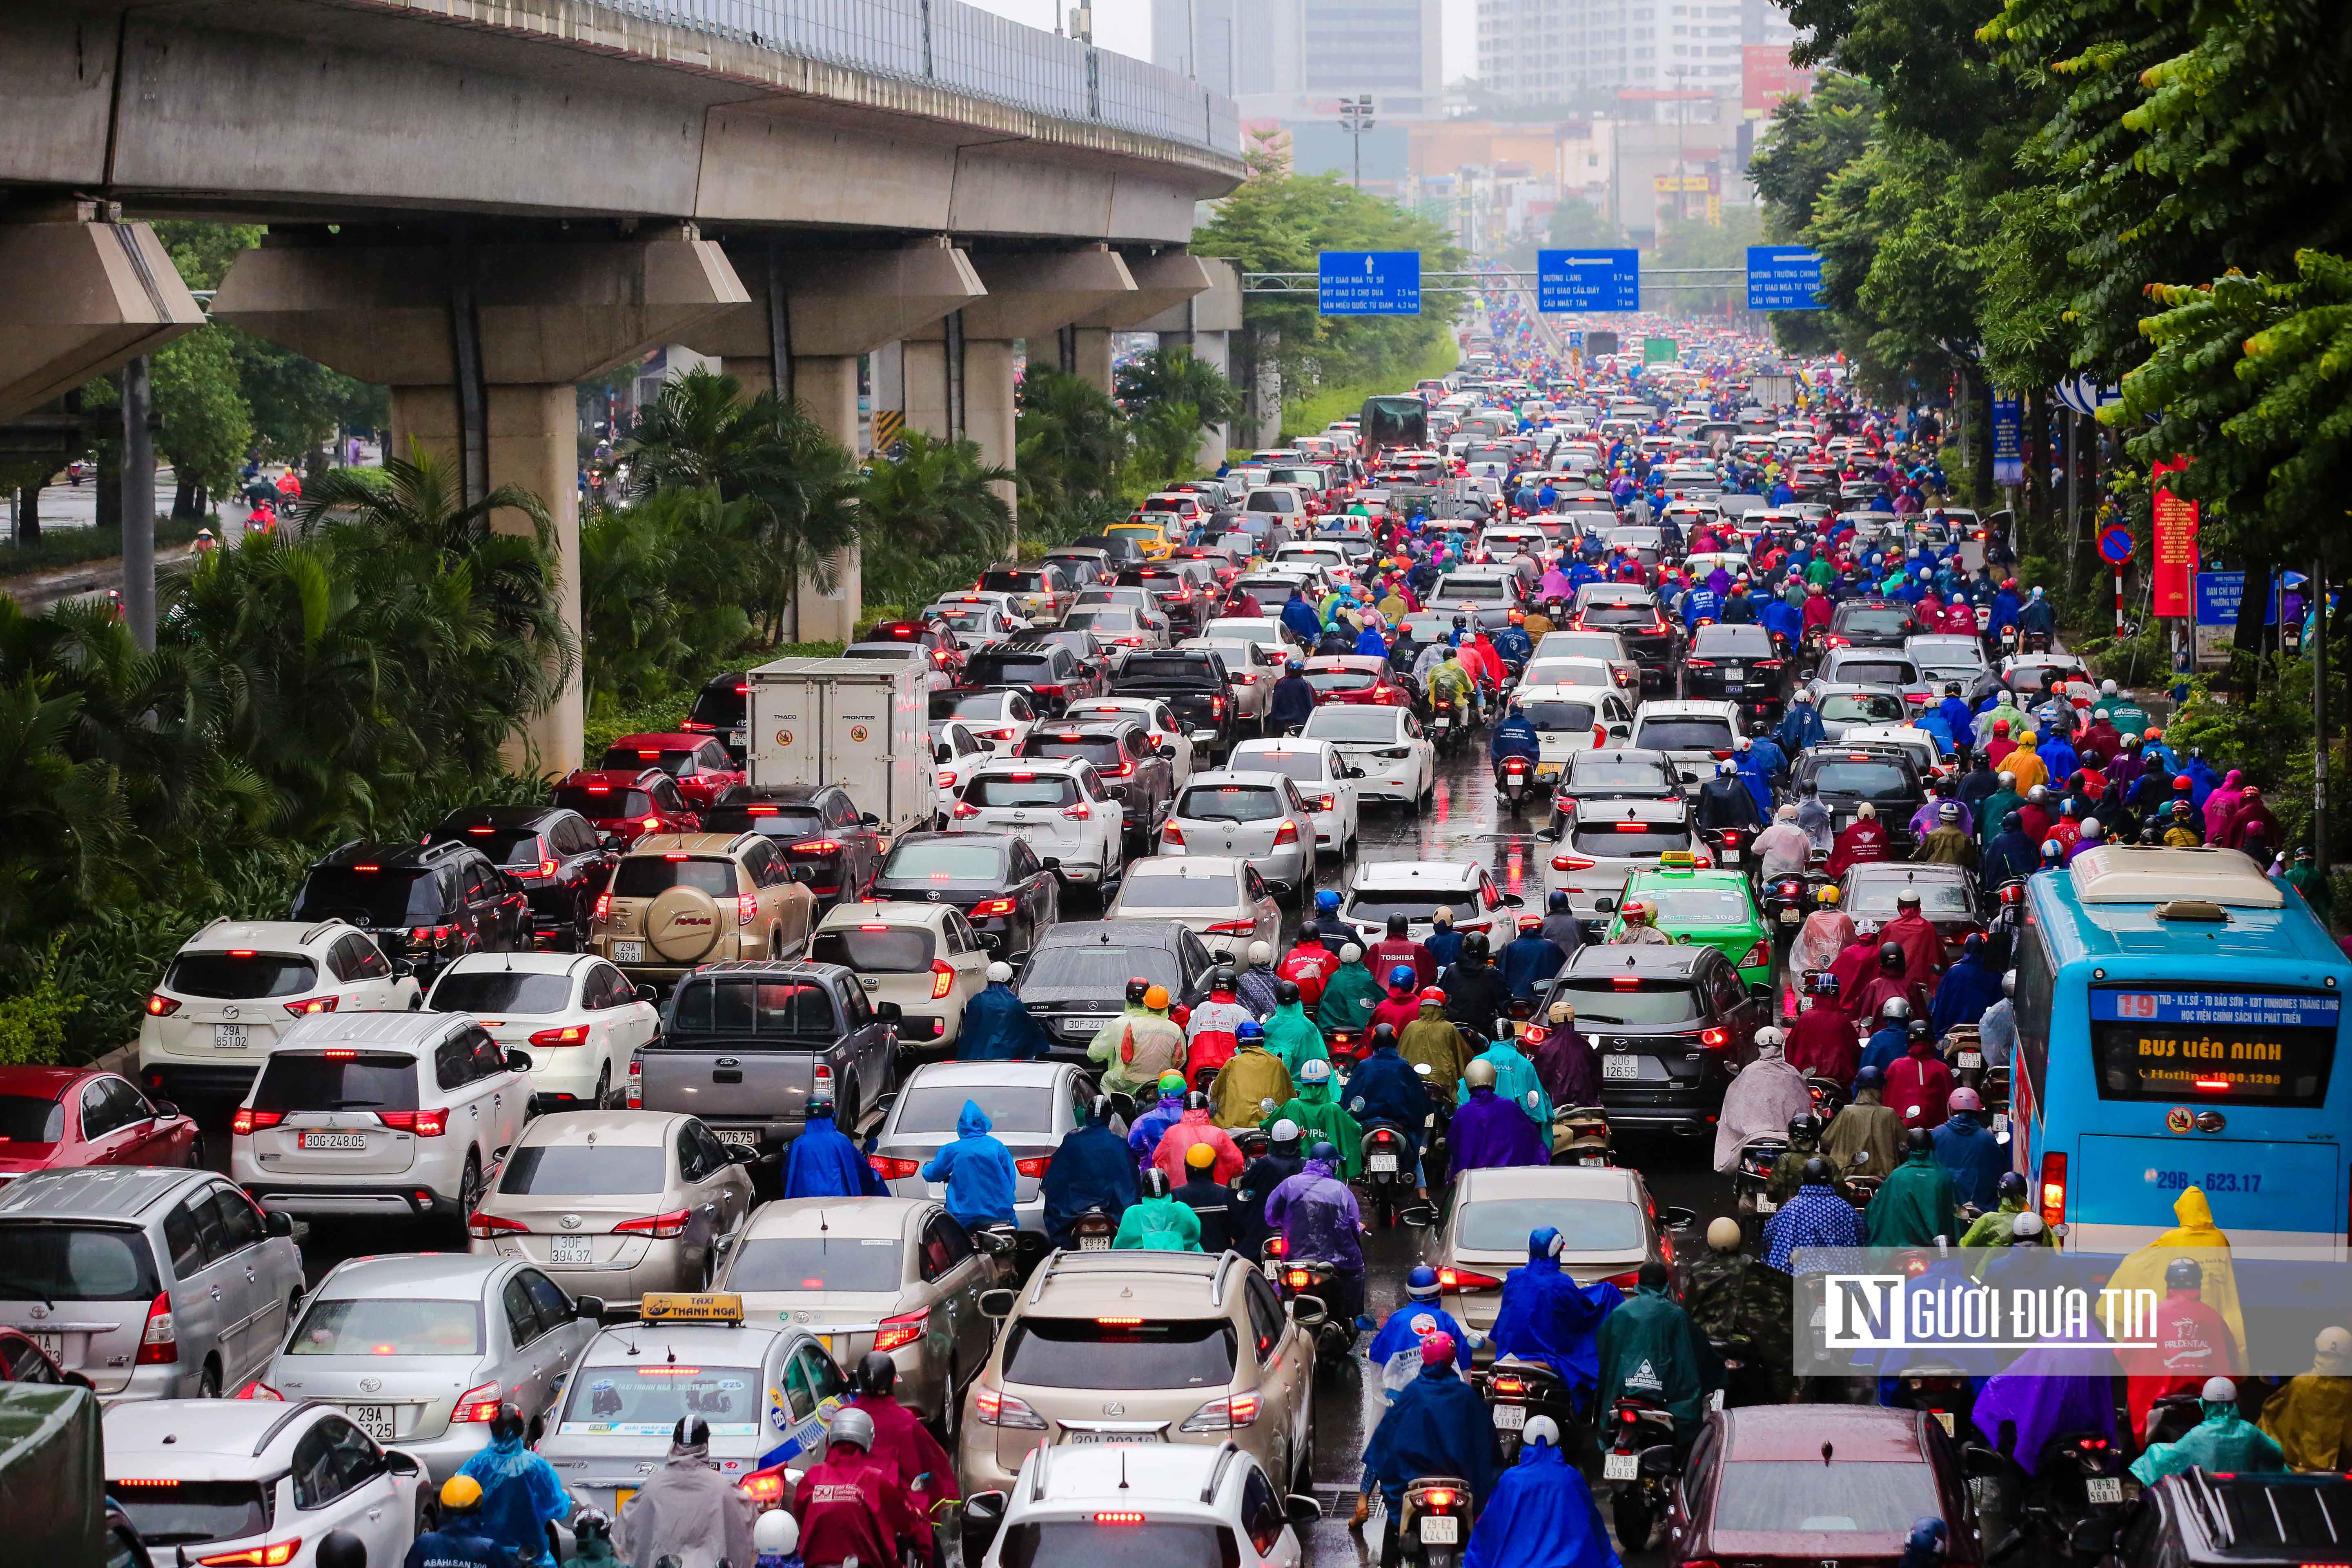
[1118,347,1241,485]
[860,432,1014,609]
[1016,370,1128,511]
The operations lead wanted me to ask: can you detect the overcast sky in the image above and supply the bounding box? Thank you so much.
[963,0,1479,84]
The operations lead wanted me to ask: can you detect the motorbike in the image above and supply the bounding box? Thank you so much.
[1884,1361,1978,1441]
[1414,1059,1456,1177]
[1551,1105,1613,1167]
[1274,1255,1361,1367]
[1601,1395,1679,1550]
[1708,1336,1777,1411]
[1430,695,1468,757]
[1323,1026,1363,1064]
[1806,1074,1849,1119]
[1497,753,1535,812]
[1397,1476,1472,1568]
[1988,1429,2130,1564]
[1760,871,1822,933]
[1477,1359,1584,1469]
[2021,627,2054,654]
[1359,1120,1420,1226]
[1733,1135,1789,1222]
[1069,1205,1117,1252]
[1701,824,1751,876]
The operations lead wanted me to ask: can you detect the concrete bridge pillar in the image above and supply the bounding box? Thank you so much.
[212,232,748,775]
[0,209,205,421]
[1058,252,1216,404]
[681,241,982,641]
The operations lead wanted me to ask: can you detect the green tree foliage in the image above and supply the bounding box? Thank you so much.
[1118,347,1242,488]
[859,432,1014,610]
[1016,370,1129,513]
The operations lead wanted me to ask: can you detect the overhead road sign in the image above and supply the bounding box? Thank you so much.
[1536,249,1640,312]
[1318,251,1420,315]
[1745,246,1824,310]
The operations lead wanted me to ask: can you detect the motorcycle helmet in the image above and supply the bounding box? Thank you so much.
[1523,1414,1561,1450]
[1877,941,1905,973]
[1125,976,1152,1006]
[1298,920,1321,944]
[1755,1026,1786,1051]
[1947,1086,1983,1114]
[1465,1058,1498,1089]
[671,1414,712,1449]
[855,1350,898,1397]
[1183,1091,1211,1112]
[1236,1020,1265,1046]
[754,1510,800,1560]
[571,1508,614,1546]
[1800,1156,1835,1186]
[440,1475,486,1512]
[1907,1019,1931,1043]
[806,1088,835,1118]
[1903,1127,1935,1157]
[2165,1257,2203,1292]
[1089,1093,1114,1124]
[1275,979,1303,1007]
[1310,1140,1339,1164]
[828,1405,876,1454]
[1140,1168,1172,1200]
[1996,1171,2028,1203]
[1906,1518,1949,1561]
[1855,1064,1886,1091]
[1879,996,1910,1022]
[1548,889,1570,912]
[1387,912,1411,937]
[1144,985,1171,1012]
[1340,943,1364,963]
[1816,885,1840,906]
[1716,759,1739,777]
[1209,966,1238,994]
[491,1402,528,1444]
[1369,1023,1398,1048]
[1405,1264,1442,1302]
[1389,964,1418,990]
[1247,940,1273,967]
[1463,931,1491,962]
[2011,1212,2047,1242]
[1706,1216,1742,1252]
[1787,1111,1823,1144]
[1299,1058,1332,1085]
[1270,1118,1303,1149]
[1416,986,1448,1005]
[1317,889,1342,917]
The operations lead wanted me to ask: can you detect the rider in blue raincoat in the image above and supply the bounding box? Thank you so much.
[956,962,1049,1061]
[1127,1071,1188,1169]
[783,1092,887,1199]
[1367,1265,1479,1399]
[1355,1334,1504,1535]
[1488,1228,1617,1392]
[1464,1417,1619,1568]
[1041,1093,1139,1247]
[918,1100,1017,1228]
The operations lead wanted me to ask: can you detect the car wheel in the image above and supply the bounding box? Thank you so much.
[457,1152,483,1226]
[593,1061,612,1109]
[935,1356,962,1448]
[198,1360,222,1400]
[185,1132,206,1169]
[1290,1408,1317,1496]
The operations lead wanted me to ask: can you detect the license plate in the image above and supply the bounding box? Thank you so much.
[1754,1195,1777,1215]
[1369,1153,1399,1173]
[1067,1431,1163,1446]
[31,1332,64,1361]
[1080,1236,1111,1252]
[1579,1156,1607,1167]
[1958,1050,1983,1069]
[715,1128,760,1149]
[1934,1411,1956,1436]
[1492,1403,1526,1430]
[1435,717,1453,729]
[1992,1113,2009,1135]
[613,1488,635,1512]
[611,941,644,963]
[344,1404,395,1441]
[1603,1055,1639,1080]
[1725,682,1745,693]
[300,1131,367,1149]
[1726,666,1744,679]
[2087,1477,2123,1505]
[1778,907,1800,924]
[213,1024,249,1050]
[1603,1451,1639,1481]
[1418,1515,1459,1545]
[552,1236,593,1265]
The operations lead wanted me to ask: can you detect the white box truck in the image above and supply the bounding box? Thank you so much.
[746,657,934,840]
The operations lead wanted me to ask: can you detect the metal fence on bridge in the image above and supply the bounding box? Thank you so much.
[603,0,1241,153]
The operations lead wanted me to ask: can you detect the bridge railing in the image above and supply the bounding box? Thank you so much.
[606,0,1241,154]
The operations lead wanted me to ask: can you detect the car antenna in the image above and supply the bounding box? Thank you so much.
[1821,1439,1833,1466]
[1119,1450,1130,1490]
[818,1207,829,1234]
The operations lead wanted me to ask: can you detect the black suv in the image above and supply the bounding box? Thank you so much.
[1114,563,1216,633]
[1015,718,1177,855]
[1791,745,1927,853]
[290,839,530,979]
[681,670,750,762]
[1014,918,1218,1063]
[1109,648,1238,757]
[1571,584,1677,688]
[869,831,1059,961]
[426,804,616,949]
[699,783,884,909]
[1541,944,1770,1136]
[1826,597,1919,652]
[963,638,1103,717]
[1679,621,1788,721]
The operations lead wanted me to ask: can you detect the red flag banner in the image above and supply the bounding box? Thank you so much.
[2150,456,2198,617]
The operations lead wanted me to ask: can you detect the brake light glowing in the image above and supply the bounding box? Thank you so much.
[2039,1152,2067,1227]
[971,898,1017,918]
[196,1539,302,1567]
[452,1381,504,1422]
[468,1211,528,1238]
[147,993,180,1017]
[739,1465,789,1506]
[281,996,339,1017]
[1421,1489,1457,1510]
[953,799,980,818]
[1437,1267,1502,1292]
[1061,800,1094,820]
[872,1307,929,1352]
[1163,823,1185,846]
[1093,1512,1148,1526]
[378,1109,448,1136]
[594,892,612,922]
[615,1208,691,1238]
[1273,819,1301,845]
[1699,1027,1728,1047]
[870,1155,920,1179]
[930,960,956,1000]
[1612,976,1642,991]
[1207,919,1256,934]
[529,1025,589,1047]
[2193,1078,2232,1092]
[1552,854,1597,870]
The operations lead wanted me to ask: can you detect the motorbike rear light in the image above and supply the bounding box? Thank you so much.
[196,1540,301,1568]
[974,1384,1048,1428]
[1437,1267,1503,1292]
[1273,820,1300,845]
[135,1292,178,1364]
[615,1208,691,1238]
[873,1307,929,1352]
[1285,1267,1313,1290]
[468,1211,528,1238]
[377,1108,448,1136]
[2039,1151,2067,1227]
[869,1156,921,1179]
[1163,823,1185,846]
[1013,1156,1051,1178]
[231,1108,283,1135]
[739,1464,790,1506]
[146,993,180,1017]
[1421,1489,1457,1509]
[1490,1374,1526,1395]
[452,1381,504,1422]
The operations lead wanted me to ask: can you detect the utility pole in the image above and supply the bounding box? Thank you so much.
[1671,66,1690,225]
[1339,95,1376,191]
[2317,550,2330,881]
[120,354,156,651]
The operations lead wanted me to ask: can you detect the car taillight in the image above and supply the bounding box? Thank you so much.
[872,1307,929,1352]
[974,1384,1048,1428]
[737,893,758,927]
[1738,941,1770,969]
[2039,1151,2067,1227]
[1605,1270,1643,1290]
[870,1154,921,1179]
[1273,820,1300,845]
[953,799,980,818]
[234,1379,283,1401]
[135,1292,177,1364]
[1208,919,1256,935]
[196,1539,302,1567]
[1163,823,1185,846]
[1699,1027,1729,1047]
[791,840,841,857]
[1551,854,1597,870]
[739,1463,791,1507]
[1180,1390,1261,1431]
[1012,1155,1052,1179]
[146,993,180,1017]
[1233,672,1258,685]
[1437,1267,1503,1292]
[615,1208,692,1238]
[281,995,339,1017]
[529,1025,589,1047]
[1686,659,1715,670]
[929,960,956,1000]
[378,1109,448,1136]
[452,1380,504,1422]
[1034,684,1066,699]
[1060,800,1094,820]
[972,898,1017,918]
[231,1108,284,1136]
[594,891,612,922]
[468,1211,528,1238]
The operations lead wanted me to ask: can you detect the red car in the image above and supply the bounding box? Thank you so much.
[0,1327,79,1386]
[1301,655,1412,707]
[1664,1404,1987,1568]
[598,732,745,808]
[548,766,701,846]
[0,1067,200,1183]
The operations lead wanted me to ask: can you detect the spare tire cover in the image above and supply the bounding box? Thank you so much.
[648,884,724,962]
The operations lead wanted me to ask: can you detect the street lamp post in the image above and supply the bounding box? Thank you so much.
[1339,95,1376,191]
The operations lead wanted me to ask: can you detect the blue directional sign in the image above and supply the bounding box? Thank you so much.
[1318,251,1421,315]
[1746,245,1825,310]
[1537,249,1640,312]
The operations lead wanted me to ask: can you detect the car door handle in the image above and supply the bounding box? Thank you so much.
[209,1285,223,1300]
[244,1268,258,1282]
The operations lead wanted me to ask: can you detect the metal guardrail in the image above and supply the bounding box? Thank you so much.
[600,0,1240,153]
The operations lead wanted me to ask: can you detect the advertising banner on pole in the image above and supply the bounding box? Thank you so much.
[2150,456,2199,619]
[1991,393,2023,486]
[2195,569,2244,668]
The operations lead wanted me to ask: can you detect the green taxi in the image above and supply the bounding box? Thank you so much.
[1601,852,1773,988]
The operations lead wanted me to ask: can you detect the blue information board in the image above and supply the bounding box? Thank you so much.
[1318,251,1421,315]
[1746,246,1824,310]
[1991,393,2023,486]
[2196,570,2244,627]
[1537,249,1639,312]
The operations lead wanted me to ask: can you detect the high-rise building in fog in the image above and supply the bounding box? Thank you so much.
[1477,0,1750,103]
[1156,0,1443,121]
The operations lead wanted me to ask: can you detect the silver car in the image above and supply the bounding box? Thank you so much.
[1414,1166,1682,1334]
[716,1196,1004,1433]
[1108,855,1286,959]
[1812,648,1936,713]
[869,1060,1091,1235]
[1160,770,1319,896]
[465,1110,756,1301]
[0,1165,304,1402]
[1544,795,1704,935]
[260,1252,597,1479]
[1809,682,1913,742]
[1627,699,1744,786]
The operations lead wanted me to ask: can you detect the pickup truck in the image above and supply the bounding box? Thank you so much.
[637,959,901,1154]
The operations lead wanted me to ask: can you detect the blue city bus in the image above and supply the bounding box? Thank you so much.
[2015,844,2350,1260]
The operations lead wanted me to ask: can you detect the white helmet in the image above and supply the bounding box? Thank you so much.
[986,961,1014,984]
[2202,1376,2238,1404]
[2101,679,2118,696]
[755,1509,801,1558]
[2081,817,2103,840]
[1247,940,1273,966]
[1754,1026,1785,1051]
[1523,1414,1562,1449]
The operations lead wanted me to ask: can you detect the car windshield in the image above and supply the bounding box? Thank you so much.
[704,803,825,837]
[1001,1316,1237,1390]
[1847,878,1976,917]
[1064,609,1137,631]
[1580,604,1660,628]
[997,1522,1233,1568]
[1804,761,1914,800]
[560,1362,765,1437]
[1347,890,1477,924]
[1523,700,1597,733]
[114,1481,273,1548]
[0,1094,63,1142]
[612,857,737,899]
[253,1052,419,1114]
[811,926,937,973]
[1633,886,1751,925]
[289,1296,485,1355]
[293,868,439,927]
[1569,822,1690,856]
[1234,750,1326,782]
[602,746,698,777]
[1021,735,1124,768]
[1552,979,1703,1025]
[1635,718,1735,752]
[498,1143,666,1196]
[0,1225,158,1302]
[440,826,548,868]
[1120,872,1245,910]
[895,1084,1054,1134]
[1692,628,1773,656]
[1457,1197,1645,1253]
[1302,667,1376,693]
[1571,758,1671,788]
[163,951,318,1000]
[1835,660,1918,687]
[552,786,654,820]
[430,971,574,1014]
[967,775,1080,809]
[1305,709,1403,742]
[884,842,1007,882]
[1178,784,1285,824]
[1710,1460,1942,1534]
[1022,942,1180,993]
[1820,693,1907,724]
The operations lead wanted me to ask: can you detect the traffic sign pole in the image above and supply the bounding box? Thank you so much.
[2116,567,2125,635]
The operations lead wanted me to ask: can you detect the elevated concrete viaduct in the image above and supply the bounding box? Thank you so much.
[0,0,1244,771]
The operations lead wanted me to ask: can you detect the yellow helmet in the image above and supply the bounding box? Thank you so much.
[1817,885,1841,906]
[440,1474,485,1510]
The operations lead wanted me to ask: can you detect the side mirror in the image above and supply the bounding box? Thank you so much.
[966,1491,1008,1531]
[875,1001,903,1023]
[1290,1296,1328,1328]
[1638,1444,1678,1478]
[572,1295,606,1320]
[1662,1205,1698,1230]
[862,813,881,827]
[727,1145,758,1166]
[1398,1203,1438,1228]
[265,1210,295,1238]
[936,747,954,765]
[1961,1443,2005,1478]
[790,865,817,884]
[1747,981,1774,1004]
[384,1449,424,1479]
[1285,1495,1324,1528]
[1502,893,1524,909]
[1041,857,1062,871]
[635,984,657,1002]
[153,1100,183,1120]
[1610,724,1632,739]
[977,932,1003,950]
[1593,896,1617,914]
[978,1288,1016,1319]
[974,1228,1016,1259]
[504,1049,533,1074]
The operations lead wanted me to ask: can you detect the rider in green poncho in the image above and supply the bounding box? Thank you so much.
[2130,1377,2286,1484]
[1113,1168,1204,1251]
[1261,1058,1363,1178]
[1866,1131,1960,1247]
[1317,943,1383,1034]
[1264,982,1330,1074]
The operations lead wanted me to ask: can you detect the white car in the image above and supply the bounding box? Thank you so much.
[1228,737,1361,858]
[1065,695,1198,784]
[931,718,997,817]
[842,640,957,692]
[1201,615,1305,664]
[1512,682,1637,783]
[952,757,1125,890]
[1299,703,1435,807]
[1904,633,1990,689]
[137,917,422,1107]
[1180,636,1280,727]
[936,688,1040,755]
[811,899,991,1054]
[1107,855,1285,958]
[1628,697,1745,786]
[971,1442,1318,1568]
[231,1010,535,1223]
[1161,770,1319,896]
[923,598,1029,649]
[1341,860,1522,948]
[424,951,659,1110]
[1518,654,1620,691]
[106,1399,427,1568]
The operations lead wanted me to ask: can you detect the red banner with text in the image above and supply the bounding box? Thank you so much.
[2151,457,2198,617]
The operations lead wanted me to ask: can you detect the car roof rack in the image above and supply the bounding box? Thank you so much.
[252,1399,327,1456]
[298,918,354,946]
[1201,1441,1241,1503]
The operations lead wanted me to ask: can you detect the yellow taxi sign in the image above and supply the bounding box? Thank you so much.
[1658,850,1698,869]
[640,1292,744,1323]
